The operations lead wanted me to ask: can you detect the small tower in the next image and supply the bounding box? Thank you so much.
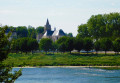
[44,19,51,32]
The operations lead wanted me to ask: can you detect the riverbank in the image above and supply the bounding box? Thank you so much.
[14,66,120,68]
[3,53,120,67]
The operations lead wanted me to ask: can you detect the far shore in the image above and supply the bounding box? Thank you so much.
[13,66,120,68]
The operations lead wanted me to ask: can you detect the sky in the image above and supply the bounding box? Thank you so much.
[0,0,120,36]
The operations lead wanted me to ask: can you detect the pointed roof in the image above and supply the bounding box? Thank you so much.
[52,29,66,36]
[46,19,49,25]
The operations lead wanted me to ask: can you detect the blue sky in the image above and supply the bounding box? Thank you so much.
[0,0,120,36]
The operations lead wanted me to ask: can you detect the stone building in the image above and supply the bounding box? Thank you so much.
[36,19,66,42]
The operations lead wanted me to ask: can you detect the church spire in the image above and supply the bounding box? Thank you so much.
[44,19,51,32]
[46,18,49,25]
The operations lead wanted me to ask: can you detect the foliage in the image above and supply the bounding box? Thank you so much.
[74,37,84,54]
[57,36,68,53]
[113,38,120,54]
[87,13,120,40]
[3,53,120,66]
[39,38,52,54]
[100,38,113,55]
[28,26,36,39]
[36,26,44,34]
[0,26,22,82]
[78,24,90,38]
[83,38,93,54]
[94,40,101,54]
[16,26,28,38]
[65,37,74,53]
[11,38,39,53]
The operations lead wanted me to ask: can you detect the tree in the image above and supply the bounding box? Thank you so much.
[28,26,36,39]
[83,38,93,54]
[94,40,101,54]
[56,36,68,53]
[39,38,52,54]
[74,37,84,54]
[15,38,39,54]
[51,42,58,54]
[36,26,44,34]
[16,26,28,38]
[27,38,39,54]
[0,26,22,82]
[87,14,106,39]
[100,38,112,55]
[65,37,74,54]
[113,38,120,54]
[78,24,90,38]
[11,38,21,53]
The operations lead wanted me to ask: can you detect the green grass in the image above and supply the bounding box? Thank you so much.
[3,53,120,67]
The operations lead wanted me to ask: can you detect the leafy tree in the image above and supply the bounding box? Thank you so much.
[39,38,52,54]
[74,37,84,54]
[113,38,120,54]
[28,26,36,39]
[27,38,39,54]
[106,13,120,39]
[36,26,44,34]
[100,38,112,55]
[11,39,21,53]
[65,37,74,54]
[0,26,22,82]
[56,36,68,53]
[87,14,106,39]
[83,38,93,54]
[17,38,39,54]
[51,42,58,54]
[94,40,101,54]
[16,26,28,38]
[78,24,90,38]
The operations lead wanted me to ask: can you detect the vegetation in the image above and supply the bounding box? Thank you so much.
[3,53,120,67]
[11,37,39,54]
[39,38,52,54]
[1,12,120,68]
[0,26,21,82]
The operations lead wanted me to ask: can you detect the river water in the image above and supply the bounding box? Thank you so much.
[13,67,120,83]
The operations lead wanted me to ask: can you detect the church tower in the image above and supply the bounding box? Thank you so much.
[44,19,51,32]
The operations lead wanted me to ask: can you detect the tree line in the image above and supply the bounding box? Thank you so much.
[6,12,120,55]
[10,36,120,55]
[7,25,73,39]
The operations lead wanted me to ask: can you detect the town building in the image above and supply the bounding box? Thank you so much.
[36,19,66,42]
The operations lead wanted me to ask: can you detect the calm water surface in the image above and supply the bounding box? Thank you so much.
[13,67,120,83]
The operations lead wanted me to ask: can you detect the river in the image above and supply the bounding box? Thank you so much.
[13,67,120,83]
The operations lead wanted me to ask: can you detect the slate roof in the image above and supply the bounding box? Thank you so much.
[52,29,66,36]
[43,30,54,37]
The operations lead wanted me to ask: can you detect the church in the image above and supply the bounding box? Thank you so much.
[36,19,66,42]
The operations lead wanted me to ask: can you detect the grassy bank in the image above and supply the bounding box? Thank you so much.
[3,53,120,67]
